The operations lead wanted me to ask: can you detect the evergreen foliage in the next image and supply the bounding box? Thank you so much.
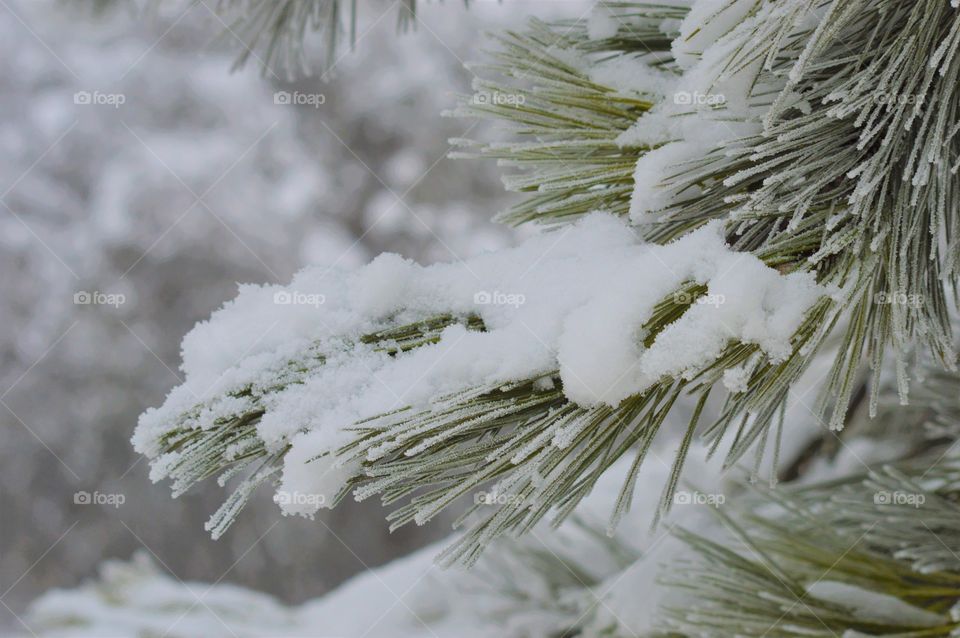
[131,2,960,632]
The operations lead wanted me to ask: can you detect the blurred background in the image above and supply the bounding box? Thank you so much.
[0,0,589,631]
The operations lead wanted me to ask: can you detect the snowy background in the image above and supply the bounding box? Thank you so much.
[0,0,590,632]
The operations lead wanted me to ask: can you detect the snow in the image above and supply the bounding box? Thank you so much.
[721,354,759,393]
[276,430,358,516]
[27,552,300,638]
[618,0,793,220]
[671,0,757,70]
[586,8,620,40]
[135,213,823,518]
[557,220,821,405]
[24,0,952,634]
[627,140,707,218]
[28,443,730,638]
[588,56,677,97]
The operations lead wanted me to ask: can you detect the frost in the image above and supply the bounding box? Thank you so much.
[722,361,752,394]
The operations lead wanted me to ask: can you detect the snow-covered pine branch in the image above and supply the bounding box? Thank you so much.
[460,0,960,427]
[134,0,960,567]
[133,215,823,552]
[41,363,960,637]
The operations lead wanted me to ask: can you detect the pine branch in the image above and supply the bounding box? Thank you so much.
[458,2,959,431]
[339,290,834,566]
[647,0,960,430]
[214,0,352,78]
[140,313,484,538]
[665,462,960,636]
[448,9,685,226]
[456,515,641,636]
[119,0,471,78]
[142,272,828,556]
[135,1,960,567]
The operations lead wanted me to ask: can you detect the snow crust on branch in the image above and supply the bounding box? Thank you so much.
[618,0,806,220]
[135,213,822,518]
[620,1,766,216]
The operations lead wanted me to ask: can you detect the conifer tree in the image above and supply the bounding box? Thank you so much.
[121,0,960,633]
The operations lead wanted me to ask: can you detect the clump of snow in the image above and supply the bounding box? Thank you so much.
[587,7,620,40]
[27,552,298,638]
[721,353,760,394]
[275,432,357,516]
[618,0,796,220]
[626,140,706,219]
[136,212,823,518]
[671,0,757,70]
[557,220,820,405]
[589,56,677,97]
